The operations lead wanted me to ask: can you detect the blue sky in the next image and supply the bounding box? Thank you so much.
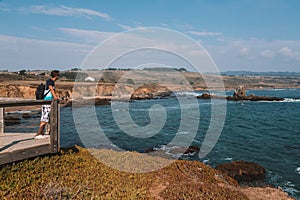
[0,0,300,71]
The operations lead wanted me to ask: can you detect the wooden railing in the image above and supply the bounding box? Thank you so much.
[0,100,60,153]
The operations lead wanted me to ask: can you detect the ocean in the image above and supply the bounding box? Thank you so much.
[5,89,300,199]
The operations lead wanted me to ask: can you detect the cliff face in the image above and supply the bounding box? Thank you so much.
[0,85,36,98]
[0,82,173,100]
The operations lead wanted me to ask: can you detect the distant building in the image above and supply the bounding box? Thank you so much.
[27,70,50,76]
[85,76,96,82]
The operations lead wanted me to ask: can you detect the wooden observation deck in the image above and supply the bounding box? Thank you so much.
[0,100,60,165]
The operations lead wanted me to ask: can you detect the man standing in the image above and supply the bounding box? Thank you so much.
[35,70,60,139]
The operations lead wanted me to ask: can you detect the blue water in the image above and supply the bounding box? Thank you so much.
[6,89,300,198]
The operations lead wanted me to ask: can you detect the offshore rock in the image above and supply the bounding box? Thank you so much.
[234,85,246,98]
[183,145,200,154]
[216,161,266,183]
[4,115,21,126]
[226,95,284,101]
[65,98,111,107]
[197,93,284,101]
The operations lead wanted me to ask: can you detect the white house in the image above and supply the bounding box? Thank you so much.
[85,76,96,82]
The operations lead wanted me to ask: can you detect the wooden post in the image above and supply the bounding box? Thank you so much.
[50,100,60,153]
[0,107,4,134]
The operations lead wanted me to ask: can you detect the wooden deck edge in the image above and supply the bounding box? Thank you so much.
[0,144,52,166]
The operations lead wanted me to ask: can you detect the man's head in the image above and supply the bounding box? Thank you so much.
[50,70,60,80]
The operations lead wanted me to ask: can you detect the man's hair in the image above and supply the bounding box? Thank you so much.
[51,70,60,78]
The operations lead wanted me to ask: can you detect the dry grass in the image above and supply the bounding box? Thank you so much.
[0,146,251,200]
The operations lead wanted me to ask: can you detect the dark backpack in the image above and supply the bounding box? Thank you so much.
[35,83,45,100]
[35,83,49,100]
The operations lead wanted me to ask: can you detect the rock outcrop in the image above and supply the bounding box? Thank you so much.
[130,84,173,100]
[197,86,285,101]
[234,85,246,98]
[216,161,267,183]
[226,95,284,101]
[4,115,21,126]
[65,98,111,107]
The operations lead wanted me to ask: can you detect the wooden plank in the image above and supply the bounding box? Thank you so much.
[50,100,60,153]
[0,133,36,147]
[0,100,52,108]
[0,133,50,153]
[0,144,51,165]
[0,107,3,134]
[0,153,13,165]
[57,103,60,151]
[10,144,51,162]
[0,133,51,165]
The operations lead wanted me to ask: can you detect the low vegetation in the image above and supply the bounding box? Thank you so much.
[0,146,249,199]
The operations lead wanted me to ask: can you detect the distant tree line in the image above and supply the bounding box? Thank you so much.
[143,67,187,72]
[60,72,89,81]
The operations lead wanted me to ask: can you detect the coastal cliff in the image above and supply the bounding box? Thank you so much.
[0,146,294,200]
[0,82,173,101]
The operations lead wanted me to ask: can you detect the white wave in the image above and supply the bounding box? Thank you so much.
[224,157,233,161]
[113,109,128,112]
[296,167,300,174]
[272,89,286,91]
[176,131,190,135]
[283,98,300,102]
[110,144,118,148]
[176,91,199,97]
[253,98,300,103]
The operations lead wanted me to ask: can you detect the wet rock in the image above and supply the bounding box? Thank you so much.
[21,111,41,119]
[4,115,21,126]
[226,95,284,101]
[144,147,156,153]
[21,113,31,119]
[198,93,211,99]
[234,85,246,98]
[215,161,266,183]
[184,145,200,154]
[197,93,225,100]
[64,98,111,107]
[197,93,284,101]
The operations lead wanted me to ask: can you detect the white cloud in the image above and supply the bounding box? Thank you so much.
[0,2,10,11]
[260,49,275,58]
[189,31,222,37]
[19,5,111,20]
[175,24,194,30]
[117,24,132,30]
[279,47,300,61]
[31,26,48,32]
[239,47,249,56]
[58,28,115,44]
[205,38,300,71]
[0,34,93,70]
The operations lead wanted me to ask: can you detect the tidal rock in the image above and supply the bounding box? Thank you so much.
[144,147,156,153]
[216,161,266,182]
[197,93,225,100]
[4,115,21,126]
[197,93,284,101]
[226,95,284,101]
[64,98,111,107]
[21,113,31,119]
[184,145,200,154]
